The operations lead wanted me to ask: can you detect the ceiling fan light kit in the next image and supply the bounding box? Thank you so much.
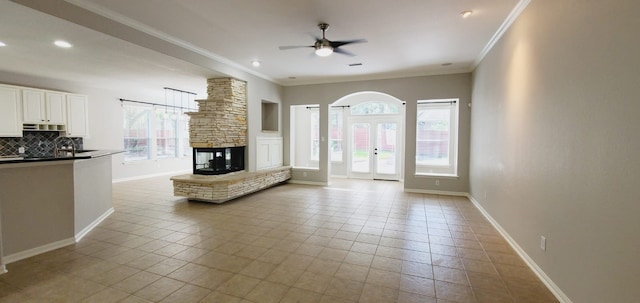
[279,23,367,57]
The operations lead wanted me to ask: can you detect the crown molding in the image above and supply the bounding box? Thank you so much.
[472,0,531,69]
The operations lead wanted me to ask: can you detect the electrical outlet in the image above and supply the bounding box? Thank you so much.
[18,147,25,154]
[435,180,440,186]
[540,236,546,251]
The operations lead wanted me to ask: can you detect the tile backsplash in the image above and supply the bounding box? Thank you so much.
[0,132,83,157]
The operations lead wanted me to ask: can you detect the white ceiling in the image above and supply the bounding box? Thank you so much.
[0,0,522,93]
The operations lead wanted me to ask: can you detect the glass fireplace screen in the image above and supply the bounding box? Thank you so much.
[193,147,245,175]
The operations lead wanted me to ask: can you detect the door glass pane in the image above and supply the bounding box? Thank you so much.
[351,123,370,173]
[376,122,396,175]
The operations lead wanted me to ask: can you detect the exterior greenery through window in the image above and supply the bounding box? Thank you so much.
[415,99,459,176]
[351,101,399,115]
[123,106,150,161]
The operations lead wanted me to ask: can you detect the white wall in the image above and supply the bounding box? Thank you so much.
[283,73,471,191]
[469,1,640,302]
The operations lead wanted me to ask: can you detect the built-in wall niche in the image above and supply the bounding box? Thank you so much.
[261,100,279,132]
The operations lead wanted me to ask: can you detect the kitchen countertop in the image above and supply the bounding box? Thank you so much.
[0,150,123,164]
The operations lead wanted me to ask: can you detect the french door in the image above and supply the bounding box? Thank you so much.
[348,117,401,180]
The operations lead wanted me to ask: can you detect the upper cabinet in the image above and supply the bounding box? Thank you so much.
[0,85,22,137]
[45,92,67,124]
[22,89,66,124]
[66,94,89,137]
[0,84,89,137]
[22,89,45,123]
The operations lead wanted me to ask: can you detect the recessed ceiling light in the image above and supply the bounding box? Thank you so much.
[54,40,72,48]
[348,63,363,67]
[461,10,473,18]
[0,41,6,47]
[442,62,453,66]
[251,60,261,67]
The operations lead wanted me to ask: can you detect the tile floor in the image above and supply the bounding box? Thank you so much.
[0,177,558,303]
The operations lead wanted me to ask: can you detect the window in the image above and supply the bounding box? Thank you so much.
[123,105,151,161]
[290,105,319,169]
[123,104,192,162]
[155,109,178,158]
[310,108,320,161]
[329,108,343,162]
[416,99,459,176]
[351,101,399,115]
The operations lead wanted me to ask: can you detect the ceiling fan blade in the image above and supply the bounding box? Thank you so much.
[333,47,356,57]
[279,45,314,50]
[330,39,368,48]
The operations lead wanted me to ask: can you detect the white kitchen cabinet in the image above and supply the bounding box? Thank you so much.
[22,89,45,123]
[66,94,89,137]
[22,89,66,124]
[256,137,283,170]
[45,92,66,124]
[0,85,22,137]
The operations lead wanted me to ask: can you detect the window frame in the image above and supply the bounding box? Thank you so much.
[415,99,459,177]
[329,108,344,163]
[122,103,191,162]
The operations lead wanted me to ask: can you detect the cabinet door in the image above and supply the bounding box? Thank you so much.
[0,86,22,137]
[66,94,89,137]
[45,92,66,124]
[22,89,45,123]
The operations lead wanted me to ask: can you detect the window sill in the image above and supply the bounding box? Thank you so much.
[292,167,320,171]
[414,173,459,179]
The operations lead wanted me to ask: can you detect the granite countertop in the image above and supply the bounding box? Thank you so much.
[0,150,123,164]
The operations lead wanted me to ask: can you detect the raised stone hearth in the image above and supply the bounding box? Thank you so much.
[171,166,291,203]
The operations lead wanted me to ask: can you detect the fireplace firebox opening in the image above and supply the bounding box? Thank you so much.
[193,147,245,175]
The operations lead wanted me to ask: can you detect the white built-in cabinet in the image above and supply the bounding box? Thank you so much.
[0,84,89,137]
[256,137,283,170]
[21,89,66,124]
[45,92,67,124]
[66,94,89,137]
[0,85,22,137]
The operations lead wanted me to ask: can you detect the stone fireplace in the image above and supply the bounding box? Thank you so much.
[171,77,291,203]
[189,78,247,175]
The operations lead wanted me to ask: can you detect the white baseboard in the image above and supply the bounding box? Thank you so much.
[287,180,328,186]
[112,170,190,183]
[4,237,76,264]
[466,194,572,303]
[403,188,468,196]
[75,207,114,242]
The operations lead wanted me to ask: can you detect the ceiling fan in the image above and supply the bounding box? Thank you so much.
[279,23,367,57]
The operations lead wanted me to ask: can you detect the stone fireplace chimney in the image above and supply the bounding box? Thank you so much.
[188,78,247,148]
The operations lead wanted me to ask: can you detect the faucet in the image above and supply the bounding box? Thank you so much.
[54,136,76,158]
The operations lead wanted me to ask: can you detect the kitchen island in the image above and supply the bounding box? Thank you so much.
[0,150,121,268]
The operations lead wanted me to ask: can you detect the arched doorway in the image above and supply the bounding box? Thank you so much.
[330,92,405,181]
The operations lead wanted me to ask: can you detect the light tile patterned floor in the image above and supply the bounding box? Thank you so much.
[0,177,558,302]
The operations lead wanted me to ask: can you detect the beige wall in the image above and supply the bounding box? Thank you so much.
[469,1,640,302]
[283,73,472,191]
